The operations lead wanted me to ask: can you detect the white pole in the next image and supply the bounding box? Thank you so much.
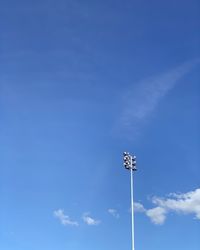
[130,157,135,250]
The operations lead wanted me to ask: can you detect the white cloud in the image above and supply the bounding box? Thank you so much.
[146,207,167,225]
[135,188,200,225]
[134,202,146,213]
[152,188,200,220]
[54,209,79,226]
[120,59,200,134]
[108,208,120,218]
[82,213,101,226]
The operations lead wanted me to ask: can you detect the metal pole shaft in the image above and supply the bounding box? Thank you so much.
[130,159,135,250]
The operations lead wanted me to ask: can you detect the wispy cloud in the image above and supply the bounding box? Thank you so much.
[108,208,120,218]
[146,207,167,225]
[120,59,200,135]
[134,202,146,213]
[135,188,200,225]
[54,209,79,226]
[82,213,101,225]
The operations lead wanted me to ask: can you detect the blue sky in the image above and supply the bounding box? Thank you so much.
[0,0,200,249]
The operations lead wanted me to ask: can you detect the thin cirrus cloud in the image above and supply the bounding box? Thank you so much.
[108,208,120,219]
[54,209,79,226]
[120,59,200,135]
[135,188,200,225]
[82,213,101,226]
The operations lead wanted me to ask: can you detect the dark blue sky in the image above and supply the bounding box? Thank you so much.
[1,0,200,250]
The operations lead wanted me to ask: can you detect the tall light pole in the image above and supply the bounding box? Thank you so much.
[123,152,137,250]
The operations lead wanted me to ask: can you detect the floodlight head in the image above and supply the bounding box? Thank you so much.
[123,152,137,171]
[123,152,131,169]
[132,156,137,171]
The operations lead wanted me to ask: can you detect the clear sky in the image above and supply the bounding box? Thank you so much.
[1,0,200,250]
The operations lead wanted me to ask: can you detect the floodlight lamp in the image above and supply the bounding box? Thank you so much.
[132,160,136,165]
[124,156,129,160]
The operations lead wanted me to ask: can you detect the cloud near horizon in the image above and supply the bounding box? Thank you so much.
[135,188,200,225]
[82,213,101,225]
[134,202,146,212]
[54,209,79,226]
[108,208,120,218]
